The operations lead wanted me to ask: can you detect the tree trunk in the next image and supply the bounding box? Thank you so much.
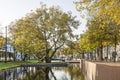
[95,49,97,61]
[99,43,103,61]
[45,57,51,63]
[45,52,51,63]
[114,34,117,53]
[91,51,93,60]
[13,48,16,61]
[106,45,109,61]
[82,50,84,59]
[96,48,99,61]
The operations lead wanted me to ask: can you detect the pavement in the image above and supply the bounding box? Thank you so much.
[94,61,120,67]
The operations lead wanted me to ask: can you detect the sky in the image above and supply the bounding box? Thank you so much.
[0,0,87,35]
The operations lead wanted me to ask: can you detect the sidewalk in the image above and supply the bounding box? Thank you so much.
[81,60,120,80]
[95,62,120,80]
[95,61,120,66]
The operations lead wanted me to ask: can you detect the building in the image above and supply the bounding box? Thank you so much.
[0,42,24,61]
[102,45,120,61]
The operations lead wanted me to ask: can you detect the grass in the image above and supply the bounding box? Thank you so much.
[41,62,67,64]
[26,59,39,63]
[0,62,19,70]
[0,60,67,70]
[0,59,39,70]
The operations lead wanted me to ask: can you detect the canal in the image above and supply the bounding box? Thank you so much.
[0,63,84,80]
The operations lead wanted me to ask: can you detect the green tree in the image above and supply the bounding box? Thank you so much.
[9,4,79,63]
[74,0,120,60]
[0,35,4,49]
[9,17,46,61]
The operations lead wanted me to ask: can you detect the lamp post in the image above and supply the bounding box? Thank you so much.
[13,36,16,61]
[5,26,7,63]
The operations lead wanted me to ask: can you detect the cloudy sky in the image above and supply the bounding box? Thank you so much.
[0,0,86,34]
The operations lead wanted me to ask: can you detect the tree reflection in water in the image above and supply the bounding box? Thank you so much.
[0,63,84,80]
[21,67,56,80]
[67,64,84,80]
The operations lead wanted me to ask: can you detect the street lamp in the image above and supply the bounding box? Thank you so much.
[5,26,7,63]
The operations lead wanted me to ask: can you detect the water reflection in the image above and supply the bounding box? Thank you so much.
[0,63,84,80]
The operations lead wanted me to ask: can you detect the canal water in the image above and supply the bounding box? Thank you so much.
[0,64,84,80]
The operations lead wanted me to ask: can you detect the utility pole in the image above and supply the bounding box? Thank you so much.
[5,26,7,63]
[13,37,16,61]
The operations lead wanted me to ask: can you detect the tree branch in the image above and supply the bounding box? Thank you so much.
[50,42,65,59]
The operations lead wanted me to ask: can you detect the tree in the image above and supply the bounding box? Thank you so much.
[74,0,120,60]
[61,41,78,60]
[9,17,46,61]
[0,35,5,49]
[9,4,79,63]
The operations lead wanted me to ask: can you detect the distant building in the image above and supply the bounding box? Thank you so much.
[0,42,25,61]
[6,42,14,53]
[103,45,120,61]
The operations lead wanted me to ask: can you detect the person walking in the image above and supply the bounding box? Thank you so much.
[112,51,117,62]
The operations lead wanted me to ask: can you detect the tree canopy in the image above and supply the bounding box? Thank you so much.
[9,4,79,62]
[74,0,120,60]
[0,35,5,49]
